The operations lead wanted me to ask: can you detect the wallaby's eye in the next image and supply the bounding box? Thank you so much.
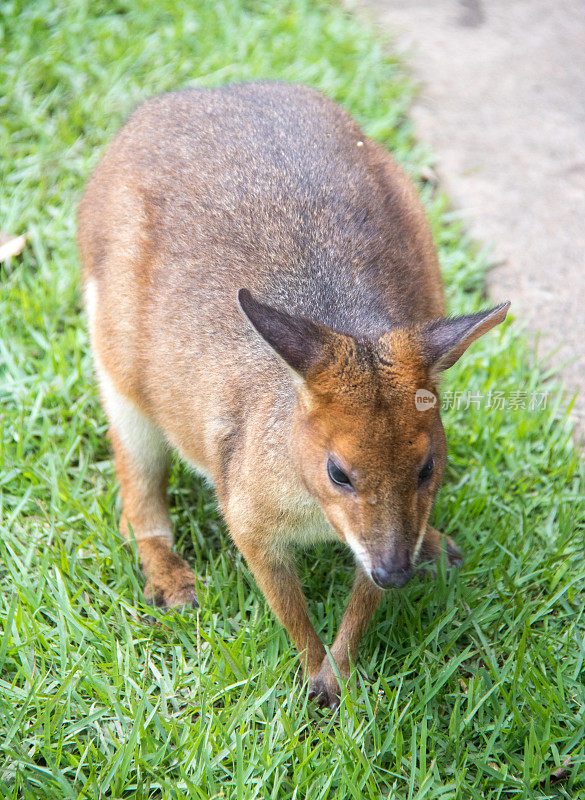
[327,458,353,489]
[418,457,434,487]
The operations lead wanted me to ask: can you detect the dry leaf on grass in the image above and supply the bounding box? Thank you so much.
[0,231,28,262]
[539,755,572,789]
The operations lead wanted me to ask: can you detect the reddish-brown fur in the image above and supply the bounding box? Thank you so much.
[79,82,508,707]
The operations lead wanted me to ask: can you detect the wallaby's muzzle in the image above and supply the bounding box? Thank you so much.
[370,545,413,588]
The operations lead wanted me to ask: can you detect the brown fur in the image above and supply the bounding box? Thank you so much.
[78,82,508,707]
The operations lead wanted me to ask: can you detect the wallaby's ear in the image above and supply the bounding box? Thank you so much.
[237,289,330,378]
[422,301,510,375]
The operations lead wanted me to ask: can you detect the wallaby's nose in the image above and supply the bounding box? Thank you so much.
[371,548,413,589]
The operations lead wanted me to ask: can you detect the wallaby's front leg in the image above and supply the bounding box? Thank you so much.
[310,565,383,708]
[417,524,463,569]
[236,540,326,678]
[310,526,464,707]
[108,415,199,611]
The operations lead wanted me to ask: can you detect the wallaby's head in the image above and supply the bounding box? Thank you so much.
[238,289,509,589]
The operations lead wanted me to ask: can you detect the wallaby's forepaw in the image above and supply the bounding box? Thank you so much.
[417,526,464,574]
[444,536,464,569]
[308,666,343,710]
[144,575,199,611]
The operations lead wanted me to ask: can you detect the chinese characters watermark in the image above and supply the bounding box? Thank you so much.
[415,390,549,411]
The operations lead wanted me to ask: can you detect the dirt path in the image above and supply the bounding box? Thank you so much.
[357,0,585,439]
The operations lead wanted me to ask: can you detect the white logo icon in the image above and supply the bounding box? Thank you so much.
[415,389,437,411]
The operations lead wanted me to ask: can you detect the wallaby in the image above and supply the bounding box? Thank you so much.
[79,82,509,708]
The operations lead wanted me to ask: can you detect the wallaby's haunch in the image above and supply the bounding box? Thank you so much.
[79,82,509,708]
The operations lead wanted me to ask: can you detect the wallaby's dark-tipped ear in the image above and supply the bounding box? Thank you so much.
[237,289,330,378]
[422,301,510,374]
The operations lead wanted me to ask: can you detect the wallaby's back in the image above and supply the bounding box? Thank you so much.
[79,83,443,402]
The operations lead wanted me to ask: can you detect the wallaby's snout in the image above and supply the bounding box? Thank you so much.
[370,543,414,589]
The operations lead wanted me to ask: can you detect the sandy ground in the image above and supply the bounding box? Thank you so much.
[356,0,585,440]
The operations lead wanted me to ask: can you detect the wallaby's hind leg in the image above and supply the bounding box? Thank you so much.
[101,371,199,610]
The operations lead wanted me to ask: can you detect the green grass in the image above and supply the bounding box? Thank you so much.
[1,0,584,798]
